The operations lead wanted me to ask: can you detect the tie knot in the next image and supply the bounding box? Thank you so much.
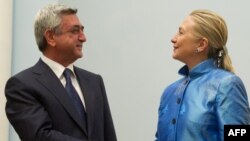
[63,68,72,79]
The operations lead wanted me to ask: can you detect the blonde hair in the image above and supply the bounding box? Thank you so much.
[190,9,235,73]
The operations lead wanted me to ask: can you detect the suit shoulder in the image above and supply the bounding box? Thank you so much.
[74,66,101,78]
[10,66,35,80]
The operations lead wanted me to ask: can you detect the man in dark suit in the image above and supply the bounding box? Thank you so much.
[5,3,117,141]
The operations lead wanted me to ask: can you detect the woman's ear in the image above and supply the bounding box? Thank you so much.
[44,29,56,47]
[197,37,208,52]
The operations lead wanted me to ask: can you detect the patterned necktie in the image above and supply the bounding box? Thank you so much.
[63,68,87,125]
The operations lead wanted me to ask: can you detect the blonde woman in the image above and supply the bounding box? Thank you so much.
[155,9,250,141]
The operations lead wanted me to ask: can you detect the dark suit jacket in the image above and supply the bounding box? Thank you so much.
[5,59,117,141]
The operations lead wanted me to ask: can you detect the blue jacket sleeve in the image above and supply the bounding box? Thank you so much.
[216,75,250,141]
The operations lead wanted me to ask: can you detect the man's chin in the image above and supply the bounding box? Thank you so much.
[76,52,83,58]
[172,54,177,59]
[77,55,83,59]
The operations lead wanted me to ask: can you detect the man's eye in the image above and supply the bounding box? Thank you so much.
[71,28,80,34]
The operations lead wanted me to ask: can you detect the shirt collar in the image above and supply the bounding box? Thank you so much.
[41,55,76,79]
[178,59,217,79]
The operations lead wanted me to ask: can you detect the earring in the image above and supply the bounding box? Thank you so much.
[195,48,200,53]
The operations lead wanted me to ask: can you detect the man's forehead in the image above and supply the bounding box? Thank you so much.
[60,15,83,27]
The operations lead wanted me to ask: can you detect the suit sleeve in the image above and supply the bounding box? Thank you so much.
[5,76,87,141]
[98,75,117,141]
[216,75,250,141]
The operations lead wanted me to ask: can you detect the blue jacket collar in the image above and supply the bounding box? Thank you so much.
[178,59,217,79]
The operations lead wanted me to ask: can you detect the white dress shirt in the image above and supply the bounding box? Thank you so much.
[41,55,86,109]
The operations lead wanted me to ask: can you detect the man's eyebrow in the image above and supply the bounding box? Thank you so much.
[72,25,84,30]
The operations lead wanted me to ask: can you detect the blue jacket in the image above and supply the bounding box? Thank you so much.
[156,59,250,141]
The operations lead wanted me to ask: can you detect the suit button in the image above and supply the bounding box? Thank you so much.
[172,118,176,124]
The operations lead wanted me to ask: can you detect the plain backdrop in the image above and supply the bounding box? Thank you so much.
[9,0,250,141]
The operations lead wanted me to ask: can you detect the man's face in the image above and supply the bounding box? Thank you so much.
[53,14,86,65]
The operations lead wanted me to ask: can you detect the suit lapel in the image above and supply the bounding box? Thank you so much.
[74,67,97,134]
[32,60,88,134]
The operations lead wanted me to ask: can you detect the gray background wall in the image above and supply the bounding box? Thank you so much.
[10,0,250,141]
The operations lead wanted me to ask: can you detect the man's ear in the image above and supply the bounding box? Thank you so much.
[44,29,56,47]
[197,37,208,52]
